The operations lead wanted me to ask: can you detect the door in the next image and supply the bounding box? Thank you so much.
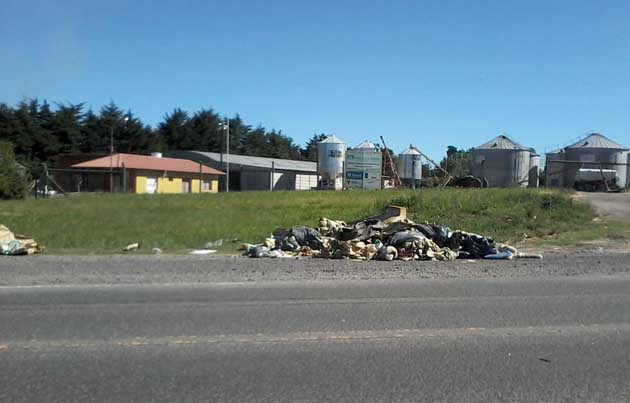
[146,177,157,194]
[182,180,191,193]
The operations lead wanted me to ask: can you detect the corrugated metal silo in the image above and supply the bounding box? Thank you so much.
[564,133,629,188]
[317,135,347,190]
[397,145,422,188]
[471,135,531,187]
[544,150,566,187]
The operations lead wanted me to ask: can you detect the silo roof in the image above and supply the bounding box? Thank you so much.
[354,140,378,149]
[566,133,628,151]
[475,135,529,151]
[319,134,345,144]
[400,145,421,155]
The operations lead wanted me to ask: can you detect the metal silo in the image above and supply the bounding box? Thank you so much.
[397,145,422,188]
[345,140,382,189]
[528,152,540,188]
[544,150,566,187]
[317,135,347,190]
[564,133,629,188]
[471,135,531,187]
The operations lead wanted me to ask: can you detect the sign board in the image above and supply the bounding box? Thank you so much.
[345,149,382,189]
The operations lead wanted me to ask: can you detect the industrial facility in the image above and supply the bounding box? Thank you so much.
[545,133,629,190]
[166,151,318,191]
[345,140,382,190]
[317,135,347,190]
[397,145,423,188]
[471,135,539,188]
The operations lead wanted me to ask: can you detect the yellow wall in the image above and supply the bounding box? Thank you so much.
[135,176,147,194]
[192,179,200,193]
[133,172,220,194]
[157,177,183,194]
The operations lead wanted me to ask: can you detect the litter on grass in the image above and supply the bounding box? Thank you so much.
[123,243,140,252]
[0,225,44,256]
[242,206,542,261]
[189,249,217,255]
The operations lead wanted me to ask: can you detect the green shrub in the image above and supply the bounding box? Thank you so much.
[0,141,30,200]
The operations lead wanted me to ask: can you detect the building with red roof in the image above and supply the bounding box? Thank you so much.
[68,152,224,194]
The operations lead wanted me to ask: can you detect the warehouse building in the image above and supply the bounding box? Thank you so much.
[471,135,538,188]
[70,153,224,194]
[166,151,318,191]
[545,133,629,189]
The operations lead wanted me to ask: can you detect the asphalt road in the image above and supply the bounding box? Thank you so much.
[3,276,630,402]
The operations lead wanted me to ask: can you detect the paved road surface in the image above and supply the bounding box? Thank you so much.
[3,276,630,402]
[576,191,630,222]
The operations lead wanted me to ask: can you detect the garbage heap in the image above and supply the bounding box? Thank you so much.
[0,225,44,256]
[243,206,532,261]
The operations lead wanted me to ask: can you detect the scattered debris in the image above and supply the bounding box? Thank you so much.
[0,225,44,256]
[205,239,224,249]
[243,206,541,262]
[123,243,140,252]
[151,247,163,255]
[189,249,217,255]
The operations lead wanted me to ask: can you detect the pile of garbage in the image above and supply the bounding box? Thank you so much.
[0,225,44,256]
[242,206,541,261]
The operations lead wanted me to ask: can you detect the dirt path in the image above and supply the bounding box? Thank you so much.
[575,191,630,222]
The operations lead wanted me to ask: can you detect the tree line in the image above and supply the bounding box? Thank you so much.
[0,99,330,167]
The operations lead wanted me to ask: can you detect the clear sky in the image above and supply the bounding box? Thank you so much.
[2,0,630,159]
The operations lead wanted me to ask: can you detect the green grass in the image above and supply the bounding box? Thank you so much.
[0,188,625,253]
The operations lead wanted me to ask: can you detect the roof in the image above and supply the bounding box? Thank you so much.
[354,140,378,149]
[400,145,421,155]
[72,153,225,175]
[475,135,530,151]
[166,151,317,172]
[566,133,628,151]
[319,134,345,144]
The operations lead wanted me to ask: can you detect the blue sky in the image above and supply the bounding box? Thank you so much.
[2,0,630,159]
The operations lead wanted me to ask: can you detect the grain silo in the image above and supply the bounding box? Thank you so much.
[562,133,629,188]
[317,135,347,190]
[397,145,422,188]
[544,149,566,187]
[345,140,382,189]
[528,150,541,188]
[471,135,532,187]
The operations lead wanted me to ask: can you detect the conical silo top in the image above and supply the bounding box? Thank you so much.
[566,133,628,151]
[400,145,421,155]
[475,135,528,151]
[319,134,345,144]
[354,140,377,150]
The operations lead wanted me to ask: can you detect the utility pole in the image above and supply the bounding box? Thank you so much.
[109,116,129,193]
[220,118,230,192]
[109,126,114,193]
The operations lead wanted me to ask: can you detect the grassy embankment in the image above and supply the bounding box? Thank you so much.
[0,188,627,254]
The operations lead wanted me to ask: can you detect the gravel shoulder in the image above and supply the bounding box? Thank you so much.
[2,249,630,286]
[575,191,630,222]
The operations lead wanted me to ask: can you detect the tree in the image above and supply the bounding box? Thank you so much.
[266,130,301,160]
[157,108,195,150]
[48,102,85,154]
[0,141,30,199]
[440,146,472,177]
[189,109,222,152]
[242,126,270,156]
